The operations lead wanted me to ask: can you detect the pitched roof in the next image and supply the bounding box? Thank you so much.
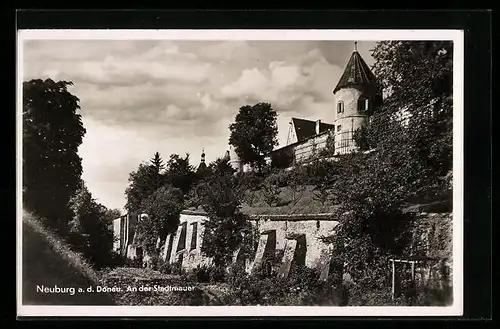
[333,50,379,94]
[291,118,334,142]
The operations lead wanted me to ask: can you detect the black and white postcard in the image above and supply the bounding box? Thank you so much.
[17,29,464,317]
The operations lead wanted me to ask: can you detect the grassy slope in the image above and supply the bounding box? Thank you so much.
[22,211,115,305]
[239,184,450,216]
[241,185,340,216]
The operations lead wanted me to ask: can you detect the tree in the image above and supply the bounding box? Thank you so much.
[209,157,237,177]
[148,152,165,190]
[327,41,453,294]
[164,153,197,195]
[186,157,236,209]
[124,152,168,214]
[23,79,86,232]
[371,41,453,189]
[68,181,114,268]
[199,157,249,271]
[261,175,282,207]
[229,102,279,171]
[270,150,294,169]
[138,186,184,254]
[125,163,157,214]
[103,208,122,222]
[353,125,371,152]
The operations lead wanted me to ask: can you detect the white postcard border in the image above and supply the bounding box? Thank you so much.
[16,29,464,317]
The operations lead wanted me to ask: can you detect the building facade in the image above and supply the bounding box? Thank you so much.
[269,43,383,167]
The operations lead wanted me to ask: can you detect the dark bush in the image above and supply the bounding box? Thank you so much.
[157,259,172,274]
[261,180,281,207]
[225,263,344,306]
[236,171,266,191]
[265,169,293,188]
[170,261,185,275]
[193,264,212,283]
[270,151,294,169]
[226,263,248,286]
[125,257,143,268]
[209,266,226,283]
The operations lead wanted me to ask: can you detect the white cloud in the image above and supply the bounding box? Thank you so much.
[218,47,342,121]
[200,40,260,62]
[79,116,231,211]
[23,39,377,210]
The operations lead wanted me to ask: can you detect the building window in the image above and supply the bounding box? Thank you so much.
[190,222,198,251]
[337,101,344,113]
[337,125,342,132]
[358,98,370,112]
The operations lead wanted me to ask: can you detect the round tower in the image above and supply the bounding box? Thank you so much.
[228,145,243,173]
[332,42,382,154]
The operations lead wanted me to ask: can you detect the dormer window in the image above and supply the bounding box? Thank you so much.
[337,101,344,114]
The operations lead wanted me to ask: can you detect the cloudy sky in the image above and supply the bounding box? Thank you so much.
[22,39,377,212]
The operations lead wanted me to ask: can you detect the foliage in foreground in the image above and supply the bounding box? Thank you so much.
[23,212,116,305]
[138,185,185,254]
[67,182,117,269]
[23,79,86,233]
[198,157,253,270]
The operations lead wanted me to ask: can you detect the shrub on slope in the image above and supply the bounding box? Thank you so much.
[21,211,115,305]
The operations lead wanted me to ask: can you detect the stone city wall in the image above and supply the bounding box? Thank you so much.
[113,211,340,279]
[113,210,453,282]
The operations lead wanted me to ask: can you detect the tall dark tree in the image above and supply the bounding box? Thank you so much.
[229,102,279,171]
[148,152,165,190]
[124,163,157,214]
[209,157,237,177]
[23,79,86,232]
[103,208,122,222]
[370,40,453,186]
[138,185,184,254]
[199,157,249,271]
[164,153,196,195]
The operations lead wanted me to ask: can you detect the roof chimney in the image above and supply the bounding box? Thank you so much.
[315,119,321,135]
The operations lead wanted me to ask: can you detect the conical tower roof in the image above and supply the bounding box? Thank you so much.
[333,44,379,94]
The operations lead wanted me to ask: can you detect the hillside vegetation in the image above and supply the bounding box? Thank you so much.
[22,211,115,305]
[240,185,340,215]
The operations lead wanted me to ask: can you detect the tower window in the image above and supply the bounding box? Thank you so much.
[337,101,344,113]
[337,125,342,132]
[358,98,370,112]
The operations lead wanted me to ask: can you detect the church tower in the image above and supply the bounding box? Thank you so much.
[196,149,210,178]
[333,42,382,154]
